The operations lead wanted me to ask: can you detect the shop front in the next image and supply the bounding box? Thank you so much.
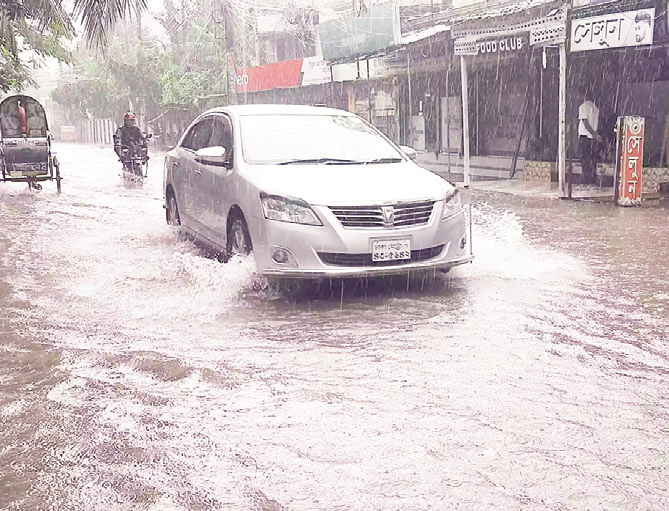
[569,0,669,197]
[452,0,568,186]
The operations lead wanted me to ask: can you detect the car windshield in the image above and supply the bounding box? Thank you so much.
[239,113,404,165]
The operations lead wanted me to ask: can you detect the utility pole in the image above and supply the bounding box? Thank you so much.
[558,41,567,198]
[461,55,471,188]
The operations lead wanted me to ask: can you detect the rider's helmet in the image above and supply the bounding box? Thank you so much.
[123,112,136,127]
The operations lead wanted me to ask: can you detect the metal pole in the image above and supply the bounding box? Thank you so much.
[540,48,544,139]
[558,42,567,198]
[367,59,372,124]
[446,63,452,181]
[407,50,412,146]
[330,64,334,107]
[460,55,471,187]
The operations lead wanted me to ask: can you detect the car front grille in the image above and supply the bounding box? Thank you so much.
[318,244,444,267]
[329,201,435,228]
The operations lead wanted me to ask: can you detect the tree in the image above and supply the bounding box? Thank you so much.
[0,0,148,91]
[71,0,148,48]
[50,0,230,146]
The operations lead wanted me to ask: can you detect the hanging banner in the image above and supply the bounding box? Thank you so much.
[571,8,655,51]
[616,116,644,206]
[236,57,330,93]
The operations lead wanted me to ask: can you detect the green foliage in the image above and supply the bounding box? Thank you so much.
[50,39,168,121]
[0,1,76,91]
[0,45,27,92]
[72,0,148,49]
[160,63,217,110]
[157,15,228,111]
[0,0,146,92]
[50,4,229,123]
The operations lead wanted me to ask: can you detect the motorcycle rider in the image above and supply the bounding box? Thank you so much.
[113,112,149,169]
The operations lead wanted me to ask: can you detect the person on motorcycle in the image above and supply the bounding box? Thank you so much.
[113,112,149,166]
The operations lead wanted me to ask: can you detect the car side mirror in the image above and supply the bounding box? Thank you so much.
[195,146,228,167]
[399,145,418,161]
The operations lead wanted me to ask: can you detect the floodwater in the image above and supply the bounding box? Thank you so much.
[1,143,667,510]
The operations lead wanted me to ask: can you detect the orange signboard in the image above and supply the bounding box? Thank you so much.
[60,125,76,142]
[616,116,644,205]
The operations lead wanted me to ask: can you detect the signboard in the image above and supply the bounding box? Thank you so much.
[571,8,655,52]
[236,59,302,93]
[60,125,76,141]
[300,57,331,86]
[236,57,330,93]
[453,5,567,53]
[455,35,528,56]
[476,36,526,56]
[319,2,399,61]
[616,116,644,205]
[410,115,425,151]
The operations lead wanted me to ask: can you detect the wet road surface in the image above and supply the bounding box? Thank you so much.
[1,142,668,510]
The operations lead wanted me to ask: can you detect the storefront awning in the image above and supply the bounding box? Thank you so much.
[400,25,450,45]
[452,0,567,55]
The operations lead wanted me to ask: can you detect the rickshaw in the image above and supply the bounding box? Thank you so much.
[0,95,62,192]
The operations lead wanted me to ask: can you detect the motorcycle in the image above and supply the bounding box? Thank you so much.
[119,134,152,182]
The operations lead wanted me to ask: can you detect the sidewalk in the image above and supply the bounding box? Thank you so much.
[458,178,616,202]
[415,152,618,202]
[423,167,615,202]
[415,152,669,204]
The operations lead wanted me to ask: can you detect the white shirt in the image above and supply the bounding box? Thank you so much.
[578,101,599,138]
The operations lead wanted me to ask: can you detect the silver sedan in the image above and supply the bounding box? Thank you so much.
[163,104,473,279]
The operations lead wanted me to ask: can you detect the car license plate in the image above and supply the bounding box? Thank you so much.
[372,238,411,262]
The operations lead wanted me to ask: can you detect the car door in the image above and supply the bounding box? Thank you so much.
[176,118,213,233]
[196,114,236,247]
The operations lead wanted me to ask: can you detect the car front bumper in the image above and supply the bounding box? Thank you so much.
[251,206,473,280]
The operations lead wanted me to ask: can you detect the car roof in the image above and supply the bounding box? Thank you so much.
[200,103,354,118]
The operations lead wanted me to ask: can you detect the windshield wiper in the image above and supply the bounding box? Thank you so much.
[278,158,360,165]
[361,157,403,164]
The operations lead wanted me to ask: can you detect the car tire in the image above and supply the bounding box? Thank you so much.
[166,192,181,226]
[227,216,251,257]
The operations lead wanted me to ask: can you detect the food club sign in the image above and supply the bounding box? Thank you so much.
[455,35,528,56]
[477,36,525,55]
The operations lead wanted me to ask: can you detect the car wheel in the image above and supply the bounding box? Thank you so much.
[227,216,251,257]
[166,193,181,226]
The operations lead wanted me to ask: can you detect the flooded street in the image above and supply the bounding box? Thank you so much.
[1,142,667,510]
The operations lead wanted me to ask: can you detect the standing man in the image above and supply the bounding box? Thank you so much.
[578,90,602,185]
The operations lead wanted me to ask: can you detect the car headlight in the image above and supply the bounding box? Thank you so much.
[442,189,462,219]
[260,192,322,226]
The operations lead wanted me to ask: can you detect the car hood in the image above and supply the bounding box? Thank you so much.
[244,162,454,205]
